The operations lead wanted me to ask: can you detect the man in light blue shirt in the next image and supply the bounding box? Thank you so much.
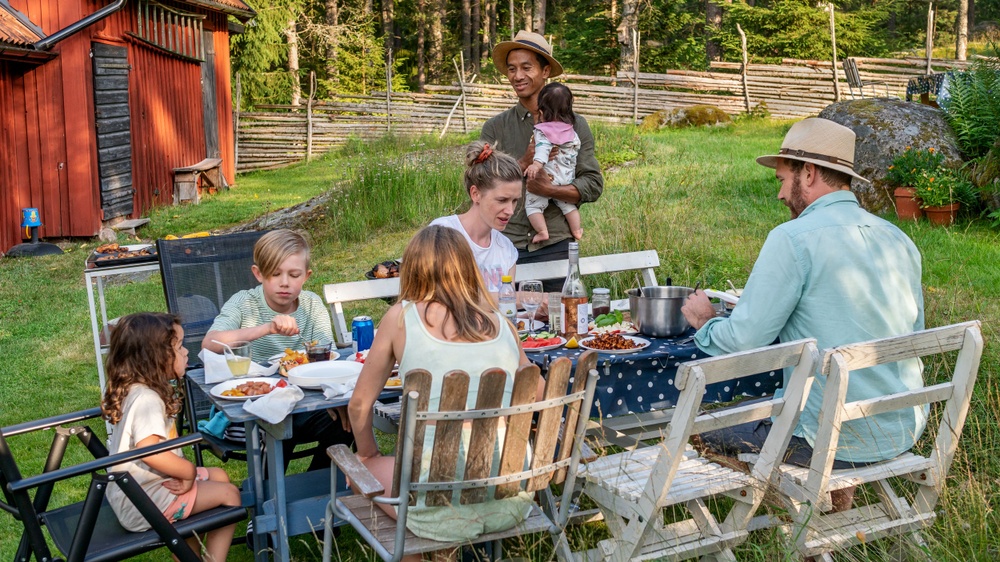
[681,118,924,511]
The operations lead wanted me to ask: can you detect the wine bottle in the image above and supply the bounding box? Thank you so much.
[560,242,588,338]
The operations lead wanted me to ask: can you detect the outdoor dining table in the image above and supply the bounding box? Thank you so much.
[906,72,950,104]
[187,355,400,562]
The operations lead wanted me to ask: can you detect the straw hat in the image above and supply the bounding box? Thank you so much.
[492,31,563,78]
[756,118,870,183]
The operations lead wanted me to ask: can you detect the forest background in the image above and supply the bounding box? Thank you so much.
[231,0,1000,109]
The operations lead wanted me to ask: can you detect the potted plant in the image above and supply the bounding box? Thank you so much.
[886,147,945,220]
[915,168,972,226]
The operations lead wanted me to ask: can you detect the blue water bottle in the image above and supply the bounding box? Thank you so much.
[351,315,375,352]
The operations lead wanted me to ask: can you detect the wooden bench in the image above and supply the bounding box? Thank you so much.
[173,158,225,205]
[323,249,661,345]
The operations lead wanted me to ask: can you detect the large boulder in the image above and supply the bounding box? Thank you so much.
[818,99,962,214]
[640,105,732,131]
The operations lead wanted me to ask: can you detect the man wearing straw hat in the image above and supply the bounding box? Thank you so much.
[482,31,604,290]
[682,118,925,512]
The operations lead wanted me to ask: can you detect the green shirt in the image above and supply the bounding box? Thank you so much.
[480,102,604,250]
[208,285,334,361]
[695,191,926,463]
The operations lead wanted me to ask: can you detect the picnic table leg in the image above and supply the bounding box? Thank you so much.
[263,427,291,562]
[246,422,269,562]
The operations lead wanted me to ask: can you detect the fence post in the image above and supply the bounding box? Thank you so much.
[632,29,640,124]
[386,48,393,133]
[828,3,840,102]
[737,24,751,113]
[454,55,469,133]
[926,2,935,75]
[306,71,315,162]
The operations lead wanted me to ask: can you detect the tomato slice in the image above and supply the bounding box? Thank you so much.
[275,379,288,388]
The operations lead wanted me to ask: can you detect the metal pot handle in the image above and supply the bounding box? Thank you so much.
[703,289,740,305]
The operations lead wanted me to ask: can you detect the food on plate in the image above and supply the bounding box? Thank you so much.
[371,261,401,279]
[93,245,156,261]
[353,349,370,363]
[521,332,562,349]
[584,333,640,351]
[517,320,526,331]
[278,348,308,376]
[95,243,121,254]
[222,379,285,397]
[587,320,637,335]
[565,336,579,349]
[592,310,624,328]
[385,377,403,387]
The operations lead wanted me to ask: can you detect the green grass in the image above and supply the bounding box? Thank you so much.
[3,119,1000,560]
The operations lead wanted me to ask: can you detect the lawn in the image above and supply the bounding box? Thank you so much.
[1,119,998,560]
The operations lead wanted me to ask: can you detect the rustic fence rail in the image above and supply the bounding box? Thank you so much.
[235,57,971,173]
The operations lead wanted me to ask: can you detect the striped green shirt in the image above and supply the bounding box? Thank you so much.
[209,285,334,361]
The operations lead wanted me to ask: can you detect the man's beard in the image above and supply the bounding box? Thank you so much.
[786,173,807,219]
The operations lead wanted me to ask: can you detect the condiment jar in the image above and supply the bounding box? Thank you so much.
[592,288,611,318]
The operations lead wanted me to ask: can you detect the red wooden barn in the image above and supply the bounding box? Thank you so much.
[0,0,255,254]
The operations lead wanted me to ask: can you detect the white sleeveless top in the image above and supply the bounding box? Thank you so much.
[397,300,520,411]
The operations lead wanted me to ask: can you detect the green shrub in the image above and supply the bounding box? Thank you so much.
[886,146,945,187]
[942,56,1000,160]
[914,167,976,208]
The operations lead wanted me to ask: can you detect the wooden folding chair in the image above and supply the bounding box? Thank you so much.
[576,339,819,561]
[767,321,982,560]
[322,359,598,562]
[844,58,891,99]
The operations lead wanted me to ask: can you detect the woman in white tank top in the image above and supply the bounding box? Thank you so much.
[347,226,529,549]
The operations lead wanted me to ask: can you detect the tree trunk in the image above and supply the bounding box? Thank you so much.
[533,0,546,34]
[473,0,482,74]
[429,0,445,82]
[969,0,976,38]
[956,0,968,60]
[523,0,531,32]
[706,0,722,62]
[417,0,426,92]
[618,0,638,75]
[509,0,515,39]
[325,0,339,87]
[382,0,394,54]
[462,0,472,72]
[487,0,497,55]
[286,19,301,106]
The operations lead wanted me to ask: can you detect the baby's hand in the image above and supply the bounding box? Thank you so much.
[270,315,300,336]
[526,161,544,179]
[163,478,194,495]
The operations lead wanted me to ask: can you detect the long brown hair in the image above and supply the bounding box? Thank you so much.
[102,313,183,425]
[398,226,499,341]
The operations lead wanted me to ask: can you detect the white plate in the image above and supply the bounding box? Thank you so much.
[515,318,545,333]
[578,335,651,354]
[210,377,279,401]
[285,361,363,389]
[521,336,566,353]
[268,349,333,364]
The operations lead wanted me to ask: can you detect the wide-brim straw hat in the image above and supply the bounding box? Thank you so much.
[756,118,870,183]
[492,30,563,78]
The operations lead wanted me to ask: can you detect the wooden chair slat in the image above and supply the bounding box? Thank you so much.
[527,357,572,492]
[392,370,432,499]
[461,368,508,505]
[495,364,541,499]
[425,371,471,507]
[555,350,598,482]
[819,321,977,373]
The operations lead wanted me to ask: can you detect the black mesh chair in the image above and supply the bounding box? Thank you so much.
[0,408,246,562]
[158,231,266,465]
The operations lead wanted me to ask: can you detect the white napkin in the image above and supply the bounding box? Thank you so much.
[242,385,305,424]
[321,379,357,400]
[199,349,279,383]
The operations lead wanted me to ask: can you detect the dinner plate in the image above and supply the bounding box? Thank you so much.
[587,325,639,336]
[285,361,363,389]
[578,335,651,354]
[522,336,566,353]
[210,377,279,401]
[267,349,309,364]
[515,318,545,333]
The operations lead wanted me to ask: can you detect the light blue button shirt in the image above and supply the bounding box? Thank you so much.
[695,190,926,463]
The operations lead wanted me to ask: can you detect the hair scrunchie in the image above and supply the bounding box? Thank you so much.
[475,143,493,164]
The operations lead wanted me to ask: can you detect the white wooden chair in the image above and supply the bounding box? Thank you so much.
[322,358,598,562]
[576,338,819,561]
[766,321,983,560]
[323,249,660,344]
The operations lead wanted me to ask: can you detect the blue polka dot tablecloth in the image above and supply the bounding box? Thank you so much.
[528,329,782,419]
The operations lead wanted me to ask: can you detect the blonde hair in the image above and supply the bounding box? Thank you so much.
[399,226,499,341]
[254,229,311,277]
[102,313,183,425]
[463,140,523,196]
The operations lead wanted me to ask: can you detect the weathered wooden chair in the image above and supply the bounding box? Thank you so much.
[322,359,598,562]
[765,321,982,560]
[844,58,892,99]
[576,338,819,561]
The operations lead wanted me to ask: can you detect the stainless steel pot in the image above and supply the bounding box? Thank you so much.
[627,286,693,337]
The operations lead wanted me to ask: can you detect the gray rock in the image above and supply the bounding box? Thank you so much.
[818,99,962,213]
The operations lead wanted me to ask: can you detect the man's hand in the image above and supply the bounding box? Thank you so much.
[269,315,300,336]
[162,478,194,495]
[526,170,555,196]
[681,290,717,330]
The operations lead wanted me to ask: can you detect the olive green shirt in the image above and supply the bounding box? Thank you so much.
[480,102,604,251]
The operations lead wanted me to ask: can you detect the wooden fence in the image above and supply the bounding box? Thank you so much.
[235,56,970,173]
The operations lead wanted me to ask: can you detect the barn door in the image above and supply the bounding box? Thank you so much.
[91,42,134,219]
[201,29,220,159]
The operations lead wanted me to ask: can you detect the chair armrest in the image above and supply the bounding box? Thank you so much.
[1,407,104,438]
[327,444,384,498]
[9,434,204,492]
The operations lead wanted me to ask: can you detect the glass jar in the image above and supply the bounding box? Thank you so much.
[592,288,611,318]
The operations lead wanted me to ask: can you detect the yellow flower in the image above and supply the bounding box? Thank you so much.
[889,165,895,170]
[928,147,936,153]
[929,177,935,182]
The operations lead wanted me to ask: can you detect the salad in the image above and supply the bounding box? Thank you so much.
[588,310,637,335]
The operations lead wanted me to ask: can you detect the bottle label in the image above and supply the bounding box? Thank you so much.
[500,302,517,320]
[576,303,589,335]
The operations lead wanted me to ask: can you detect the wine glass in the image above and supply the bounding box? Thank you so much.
[519,280,545,336]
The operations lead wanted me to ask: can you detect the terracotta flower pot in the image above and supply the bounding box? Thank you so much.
[893,187,923,221]
[924,202,960,226]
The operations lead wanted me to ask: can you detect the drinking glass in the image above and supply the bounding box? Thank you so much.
[519,280,544,336]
